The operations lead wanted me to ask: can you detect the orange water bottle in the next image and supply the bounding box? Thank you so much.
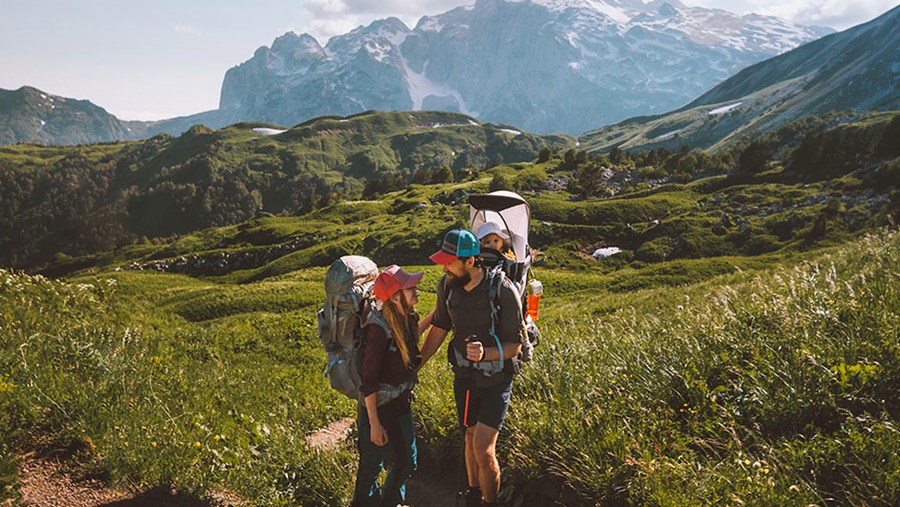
[527,280,543,321]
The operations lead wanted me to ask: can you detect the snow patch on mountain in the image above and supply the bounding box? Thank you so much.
[652,128,683,140]
[365,41,393,62]
[593,246,622,259]
[708,102,742,115]
[252,128,287,135]
[419,17,445,33]
[400,57,474,116]
[537,0,632,24]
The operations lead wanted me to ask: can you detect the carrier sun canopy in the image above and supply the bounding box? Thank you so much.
[468,190,531,261]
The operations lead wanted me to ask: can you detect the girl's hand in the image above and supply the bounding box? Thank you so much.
[370,421,388,446]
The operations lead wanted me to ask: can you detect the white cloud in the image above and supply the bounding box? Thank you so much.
[174,24,201,36]
[748,0,897,29]
[685,0,896,30]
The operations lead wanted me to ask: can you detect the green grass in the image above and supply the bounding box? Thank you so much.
[0,111,897,504]
[1,230,897,505]
[502,230,899,505]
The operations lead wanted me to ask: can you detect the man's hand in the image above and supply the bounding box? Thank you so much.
[466,336,484,362]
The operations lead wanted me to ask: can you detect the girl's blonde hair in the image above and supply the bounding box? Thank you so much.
[381,291,418,368]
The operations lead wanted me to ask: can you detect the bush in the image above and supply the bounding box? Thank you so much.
[514,171,546,193]
[489,172,513,191]
[737,141,773,174]
[635,237,673,262]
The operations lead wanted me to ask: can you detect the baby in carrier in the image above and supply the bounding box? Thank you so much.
[476,222,516,262]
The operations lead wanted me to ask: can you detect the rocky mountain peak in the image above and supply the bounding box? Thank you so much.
[271,32,325,57]
[656,2,679,17]
[209,0,834,135]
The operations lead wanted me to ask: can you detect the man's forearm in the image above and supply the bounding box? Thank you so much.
[502,342,522,361]
[418,309,434,336]
[480,342,522,362]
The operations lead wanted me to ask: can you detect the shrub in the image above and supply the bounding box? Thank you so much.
[489,172,513,191]
[635,237,673,262]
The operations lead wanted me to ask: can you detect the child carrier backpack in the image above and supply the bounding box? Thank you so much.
[317,256,415,405]
[468,191,542,363]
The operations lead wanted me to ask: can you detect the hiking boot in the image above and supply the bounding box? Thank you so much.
[466,487,482,507]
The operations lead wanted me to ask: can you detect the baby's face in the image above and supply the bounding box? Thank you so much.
[480,233,504,251]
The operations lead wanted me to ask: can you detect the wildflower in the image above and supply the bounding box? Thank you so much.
[0,375,14,393]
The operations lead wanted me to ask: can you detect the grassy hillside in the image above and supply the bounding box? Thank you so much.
[1,229,896,505]
[41,127,897,284]
[0,107,897,505]
[0,110,574,269]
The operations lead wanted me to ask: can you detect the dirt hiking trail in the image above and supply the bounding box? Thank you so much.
[9,418,461,507]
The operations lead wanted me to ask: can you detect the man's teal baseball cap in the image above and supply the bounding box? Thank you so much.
[429,228,481,265]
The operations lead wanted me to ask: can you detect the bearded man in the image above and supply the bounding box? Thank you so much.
[420,228,524,507]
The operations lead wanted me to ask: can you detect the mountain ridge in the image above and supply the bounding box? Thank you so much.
[0,86,140,145]
[578,5,900,153]
[210,0,830,135]
[0,0,848,146]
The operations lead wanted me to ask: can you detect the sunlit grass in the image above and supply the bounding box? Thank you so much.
[1,230,897,505]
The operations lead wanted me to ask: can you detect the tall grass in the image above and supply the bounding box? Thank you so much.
[0,231,896,505]
[498,230,898,505]
[0,271,357,505]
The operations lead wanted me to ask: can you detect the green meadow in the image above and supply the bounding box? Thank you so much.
[1,226,897,505]
[1,111,897,505]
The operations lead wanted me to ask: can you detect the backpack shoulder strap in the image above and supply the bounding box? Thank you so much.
[481,267,505,373]
[363,306,395,347]
[444,268,506,375]
[486,266,505,344]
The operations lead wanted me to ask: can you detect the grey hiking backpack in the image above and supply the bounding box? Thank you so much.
[317,255,378,400]
[316,256,415,405]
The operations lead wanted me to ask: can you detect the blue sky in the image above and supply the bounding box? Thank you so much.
[1,0,895,120]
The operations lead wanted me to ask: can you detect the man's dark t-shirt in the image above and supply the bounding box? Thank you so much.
[432,269,524,387]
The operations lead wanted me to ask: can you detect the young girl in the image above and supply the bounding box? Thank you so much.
[354,264,433,507]
[476,221,516,261]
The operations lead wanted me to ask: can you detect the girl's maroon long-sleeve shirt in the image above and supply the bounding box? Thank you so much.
[359,314,420,397]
